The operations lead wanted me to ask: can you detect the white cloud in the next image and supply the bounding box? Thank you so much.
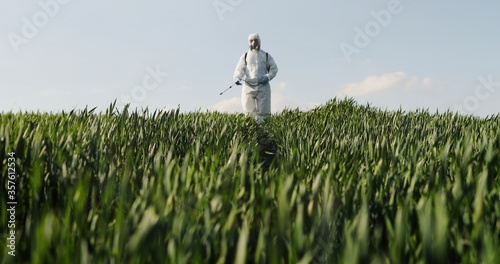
[39,88,70,98]
[210,97,241,113]
[271,82,318,112]
[337,72,407,97]
[337,72,442,97]
[421,77,441,91]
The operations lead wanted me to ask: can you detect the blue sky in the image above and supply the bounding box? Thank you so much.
[2,0,499,116]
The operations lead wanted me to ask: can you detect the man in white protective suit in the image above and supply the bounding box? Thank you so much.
[233,33,278,124]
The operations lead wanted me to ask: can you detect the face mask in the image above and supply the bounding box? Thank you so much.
[249,39,260,50]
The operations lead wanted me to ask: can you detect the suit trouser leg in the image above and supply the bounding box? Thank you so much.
[242,85,257,118]
[255,84,271,123]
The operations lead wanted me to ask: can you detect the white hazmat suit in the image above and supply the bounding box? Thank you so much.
[233,33,278,124]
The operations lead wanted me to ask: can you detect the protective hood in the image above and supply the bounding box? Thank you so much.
[248,33,261,51]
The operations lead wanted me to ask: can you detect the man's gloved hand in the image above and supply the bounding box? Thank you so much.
[235,79,242,85]
[258,76,269,84]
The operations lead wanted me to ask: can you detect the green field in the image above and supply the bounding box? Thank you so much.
[1,98,499,263]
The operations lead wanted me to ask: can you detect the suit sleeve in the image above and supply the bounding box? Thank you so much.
[266,54,278,81]
[233,54,247,82]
